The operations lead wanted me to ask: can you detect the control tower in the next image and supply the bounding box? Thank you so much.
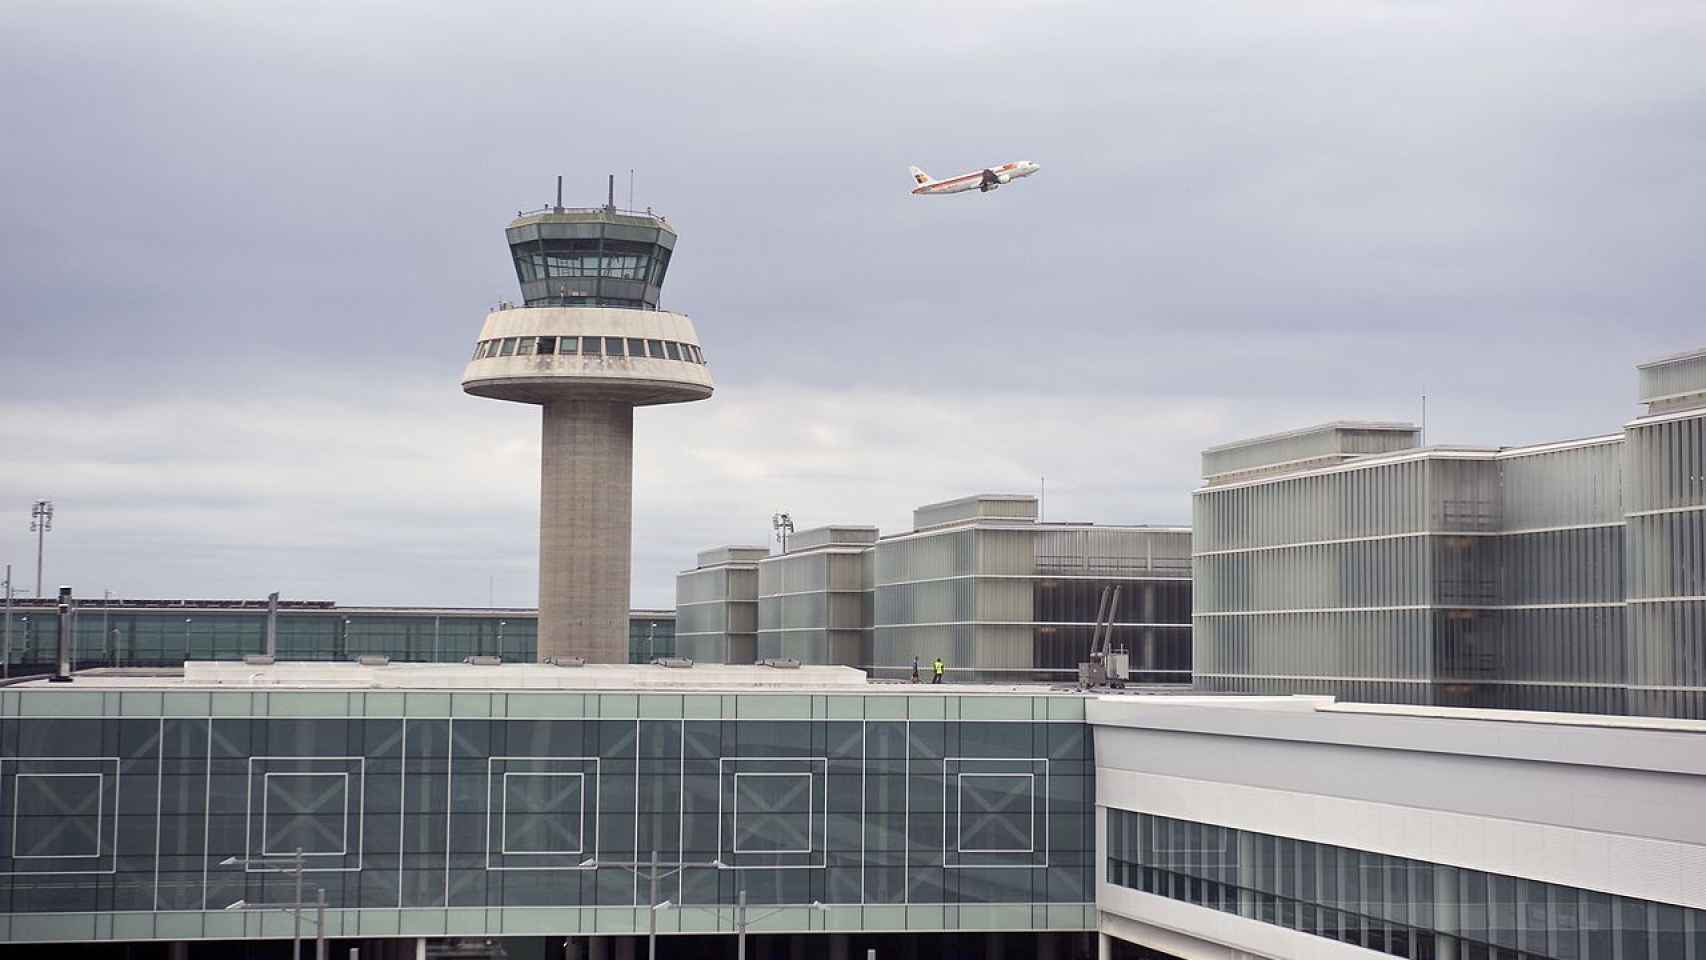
[463,184,713,664]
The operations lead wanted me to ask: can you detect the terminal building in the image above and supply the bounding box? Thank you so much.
[0,600,675,675]
[1193,347,1706,719]
[0,662,1700,959]
[679,495,1192,683]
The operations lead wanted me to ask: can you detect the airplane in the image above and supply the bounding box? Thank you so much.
[909,160,1041,196]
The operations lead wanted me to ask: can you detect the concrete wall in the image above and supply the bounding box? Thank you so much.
[539,399,633,663]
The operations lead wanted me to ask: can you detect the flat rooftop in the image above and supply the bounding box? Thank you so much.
[3,661,1167,696]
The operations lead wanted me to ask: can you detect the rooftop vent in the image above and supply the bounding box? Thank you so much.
[652,657,694,669]
[464,655,503,666]
[544,656,586,668]
[759,657,802,670]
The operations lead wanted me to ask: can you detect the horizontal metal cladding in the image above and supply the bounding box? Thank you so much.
[692,546,770,569]
[1193,609,1435,684]
[911,495,1037,531]
[1624,409,1706,513]
[1496,437,1625,529]
[0,690,1094,942]
[1192,457,1431,554]
[1200,422,1419,484]
[1636,346,1706,408]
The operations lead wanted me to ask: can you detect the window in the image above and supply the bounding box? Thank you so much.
[499,338,518,357]
[582,336,601,357]
[647,339,666,358]
[516,337,536,356]
[626,338,646,358]
[559,336,578,355]
[537,337,556,355]
[471,342,486,360]
[665,341,682,361]
[690,344,704,363]
[605,337,625,357]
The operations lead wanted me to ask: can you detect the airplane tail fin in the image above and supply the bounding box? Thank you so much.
[909,165,931,186]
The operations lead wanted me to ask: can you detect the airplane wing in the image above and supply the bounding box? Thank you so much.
[980,168,999,187]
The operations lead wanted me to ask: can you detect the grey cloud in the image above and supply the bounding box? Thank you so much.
[1,1,1702,605]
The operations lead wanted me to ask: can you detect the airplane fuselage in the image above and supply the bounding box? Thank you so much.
[911,160,1041,196]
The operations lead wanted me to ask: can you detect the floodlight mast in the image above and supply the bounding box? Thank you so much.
[29,500,52,598]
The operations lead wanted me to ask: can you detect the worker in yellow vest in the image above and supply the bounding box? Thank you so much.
[932,656,945,684]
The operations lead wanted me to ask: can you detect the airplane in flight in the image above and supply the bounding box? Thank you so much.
[909,160,1041,195]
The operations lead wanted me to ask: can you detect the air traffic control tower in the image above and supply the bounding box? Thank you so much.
[463,186,712,663]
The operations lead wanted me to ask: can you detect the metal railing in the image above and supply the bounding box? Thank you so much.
[513,203,669,222]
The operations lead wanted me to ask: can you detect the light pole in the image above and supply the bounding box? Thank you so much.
[29,500,53,598]
[2,563,12,679]
[659,887,829,960]
[579,850,723,960]
[221,848,326,960]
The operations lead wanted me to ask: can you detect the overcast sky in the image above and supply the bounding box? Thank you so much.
[1,1,1702,608]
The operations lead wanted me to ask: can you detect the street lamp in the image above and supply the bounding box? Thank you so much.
[659,889,830,960]
[579,851,724,960]
[220,848,326,960]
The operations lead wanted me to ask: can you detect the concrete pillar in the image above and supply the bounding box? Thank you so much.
[1097,931,1111,960]
[539,400,634,664]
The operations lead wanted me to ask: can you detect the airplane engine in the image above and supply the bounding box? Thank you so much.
[994,172,1013,184]
[979,182,1001,192]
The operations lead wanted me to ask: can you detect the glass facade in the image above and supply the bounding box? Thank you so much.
[874,524,1192,683]
[1106,809,1706,960]
[0,605,674,674]
[471,335,705,365]
[1624,408,1706,719]
[739,502,1192,684]
[1193,439,1664,715]
[758,539,873,668]
[504,210,675,309]
[676,548,765,665]
[0,689,1093,942]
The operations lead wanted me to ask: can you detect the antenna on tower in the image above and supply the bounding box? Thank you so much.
[554,175,563,214]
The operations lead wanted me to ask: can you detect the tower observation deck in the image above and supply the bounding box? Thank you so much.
[463,194,713,664]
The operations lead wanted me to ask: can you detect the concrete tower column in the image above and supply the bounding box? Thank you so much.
[540,399,634,663]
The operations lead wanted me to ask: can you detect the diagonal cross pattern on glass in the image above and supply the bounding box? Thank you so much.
[502,772,583,854]
[13,774,102,858]
[958,773,1034,854]
[732,772,814,854]
[263,773,347,856]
